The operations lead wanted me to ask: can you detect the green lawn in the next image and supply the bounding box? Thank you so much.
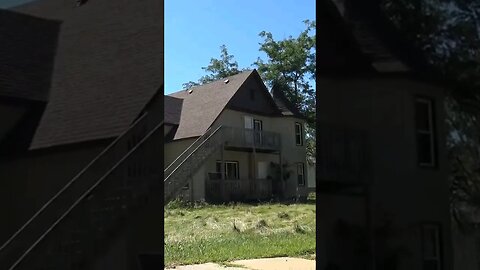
[164,198,316,267]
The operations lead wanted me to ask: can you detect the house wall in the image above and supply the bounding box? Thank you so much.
[213,109,308,198]
[0,142,107,244]
[165,107,309,201]
[164,138,196,168]
[317,76,452,270]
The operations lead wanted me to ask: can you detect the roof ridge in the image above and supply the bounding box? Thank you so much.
[167,69,254,96]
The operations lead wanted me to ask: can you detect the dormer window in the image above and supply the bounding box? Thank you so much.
[415,97,436,167]
[295,122,303,146]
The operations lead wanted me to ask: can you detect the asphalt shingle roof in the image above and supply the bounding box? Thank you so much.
[168,70,254,140]
[11,0,163,149]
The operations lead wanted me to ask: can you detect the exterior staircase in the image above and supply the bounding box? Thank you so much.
[164,125,224,204]
[0,111,164,270]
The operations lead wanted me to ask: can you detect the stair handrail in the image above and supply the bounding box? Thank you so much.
[0,112,148,258]
[165,125,223,182]
[8,120,164,270]
[164,126,213,174]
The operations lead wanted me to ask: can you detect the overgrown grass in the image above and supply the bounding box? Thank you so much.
[164,198,316,267]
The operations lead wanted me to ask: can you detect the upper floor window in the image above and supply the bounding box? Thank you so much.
[415,97,436,167]
[295,122,303,146]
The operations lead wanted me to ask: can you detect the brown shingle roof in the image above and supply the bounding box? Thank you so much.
[12,0,163,149]
[168,70,254,140]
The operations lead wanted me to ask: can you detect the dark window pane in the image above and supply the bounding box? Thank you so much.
[418,133,433,164]
[416,101,431,131]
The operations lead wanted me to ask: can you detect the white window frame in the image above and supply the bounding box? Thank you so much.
[421,224,442,270]
[216,160,239,180]
[415,98,436,167]
[295,122,303,146]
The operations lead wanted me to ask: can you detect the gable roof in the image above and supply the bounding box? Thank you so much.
[0,9,60,102]
[11,0,163,150]
[167,70,306,141]
[168,70,254,140]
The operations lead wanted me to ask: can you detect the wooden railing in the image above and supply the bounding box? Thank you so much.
[317,123,372,183]
[221,127,281,151]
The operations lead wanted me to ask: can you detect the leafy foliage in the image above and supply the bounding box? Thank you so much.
[182,45,244,89]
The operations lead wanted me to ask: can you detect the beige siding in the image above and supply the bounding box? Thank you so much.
[317,77,452,270]
[165,108,309,201]
[164,138,196,168]
[213,109,308,198]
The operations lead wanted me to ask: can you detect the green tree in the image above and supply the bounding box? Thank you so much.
[254,20,316,157]
[182,45,243,89]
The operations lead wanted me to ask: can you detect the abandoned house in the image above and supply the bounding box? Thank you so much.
[316,0,453,269]
[0,0,163,269]
[164,70,310,203]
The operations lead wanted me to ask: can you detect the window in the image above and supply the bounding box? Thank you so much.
[297,163,305,186]
[254,119,263,145]
[216,161,239,179]
[295,122,303,146]
[421,224,442,270]
[415,98,436,167]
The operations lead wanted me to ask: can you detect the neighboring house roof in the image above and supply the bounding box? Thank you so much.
[270,84,307,120]
[0,9,60,102]
[164,96,183,125]
[11,0,163,150]
[168,71,254,140]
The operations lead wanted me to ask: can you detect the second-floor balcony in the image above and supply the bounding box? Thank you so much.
[220,126,281,152]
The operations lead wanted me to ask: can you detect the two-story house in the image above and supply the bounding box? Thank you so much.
[316,0,453,269]
[164,70,309,203]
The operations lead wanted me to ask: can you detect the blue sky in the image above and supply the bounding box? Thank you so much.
[165,0,315,93]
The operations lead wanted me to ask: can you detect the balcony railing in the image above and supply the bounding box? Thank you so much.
[221,126,281,151]
[317,123,372,184]
[205,175,272,202]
